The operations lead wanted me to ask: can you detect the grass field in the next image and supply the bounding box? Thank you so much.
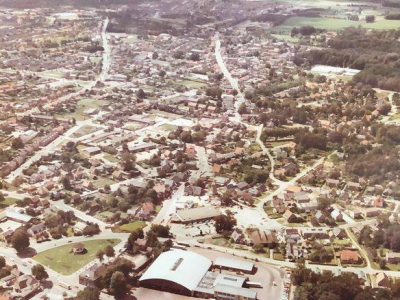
[119,221,146,233]
[273,16,400,35]
[34,239,121,275]
[0,197,19,209]
[176,80,206,89]
[54,98,108,121]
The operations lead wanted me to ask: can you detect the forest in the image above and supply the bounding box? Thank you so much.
[292,261,400,300]
[294,28,400,91]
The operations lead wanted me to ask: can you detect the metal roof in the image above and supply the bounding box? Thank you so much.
[214,256,255,272]
[139,249,212,291]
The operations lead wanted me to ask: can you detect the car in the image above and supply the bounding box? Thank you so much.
[68,240,72,243]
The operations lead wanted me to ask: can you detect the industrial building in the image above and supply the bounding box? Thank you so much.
[139,249,258,300]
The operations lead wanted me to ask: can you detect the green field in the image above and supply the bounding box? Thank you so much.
[273,16,400,34]
[176,80,206,88]
[33,239,121,275]
[54,98,108,121]
[119,221,146,233]
[0,197,19,209]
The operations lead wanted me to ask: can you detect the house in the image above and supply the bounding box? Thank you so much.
[13,274,41,299]
[27,223,46,236]
[346,181,361,191]
[249,230,278,247]
[283,210,298,223]
[237,181,249,190]
[72,242,86,254]
[326,179,340,188]
[184,185,203,197]
[363,208,380,218]
[230,229,246,244]
[138,202,154,220]
[79,262,107,287]
[88,202,101,215]
[330,228,347,239]
[376,272,390,287]
[331,209,343,222]
[340,250,361,264]
[386,252,400,264]
[314,211,326,223]
[348,210,362,219]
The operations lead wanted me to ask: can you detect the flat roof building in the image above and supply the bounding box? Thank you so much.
[174,206,222,224]
[214,256,255,273]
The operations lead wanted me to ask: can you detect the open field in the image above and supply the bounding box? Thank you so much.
[119,221,146,233]
[176,80,206,89]
[33,239,120,275]
[273,16,400,35]
[54,98,108,121]
[0,197,19,209]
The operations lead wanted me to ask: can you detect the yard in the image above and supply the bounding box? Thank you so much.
[54,98,108,121]
[33,239,121,275]
[119,221,146,233]
[0,197,19,208]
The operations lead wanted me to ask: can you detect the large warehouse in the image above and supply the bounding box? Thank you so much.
[139,249,212,296]
[139,249,258,299]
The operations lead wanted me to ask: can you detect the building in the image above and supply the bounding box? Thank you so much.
[139,249,212,296]
[140,250,257,300]
[386,252,400,264]
[173,207,221,224]
[214,256,255,274]
[79,263,106,287]
[340,250,361,264]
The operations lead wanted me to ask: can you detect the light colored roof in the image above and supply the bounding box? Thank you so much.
[175,206,221,222]
[215,284,257,299]
[139,249,212,291]
[214,256,254,272]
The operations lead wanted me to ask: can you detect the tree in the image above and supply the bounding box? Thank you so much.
[96,249,104,261]
[159,70,166,77]
[31,264,48,281]
[109,271,128,296]
[214,213,237,233]
[137,88,146,99]
[76,286,100,300]
[0,192,4,203]
[11,229,30,252]
[391,231,400,251]
[190,52,200,61]
[238,103,247,115]
[365,15,375,23]
[11,137,24,150]
[0,256,5,268]
[152,52,159,59]
[61,176,72,190]
[104,245,115,258]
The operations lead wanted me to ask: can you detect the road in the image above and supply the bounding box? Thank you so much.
[214,32,244,123]
[152,183,185,226]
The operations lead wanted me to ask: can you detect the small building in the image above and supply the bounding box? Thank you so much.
[79,262,106,287]
[72,242,86,254]
[376,272,390,287]
[340,250,361,264]
[214,256,255,274]
[386,252,400,264]
[363,208,380,218]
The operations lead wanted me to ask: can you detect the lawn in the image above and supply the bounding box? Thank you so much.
[176,80,206,89]
[389,114,400,121]
[0,197,19,209]
[33,239,121,275]
[54,98,108,121]
[119,221,146,233]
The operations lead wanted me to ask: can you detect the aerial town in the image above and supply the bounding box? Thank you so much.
[0,0,399,299]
